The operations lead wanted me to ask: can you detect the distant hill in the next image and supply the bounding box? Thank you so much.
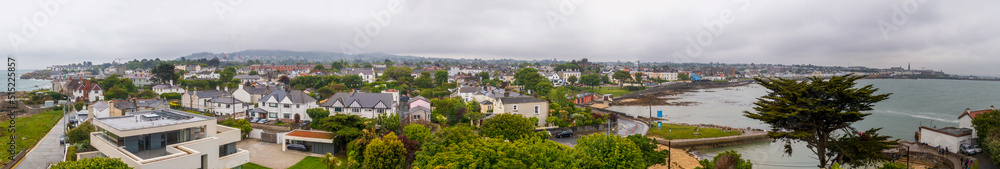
[175,49,431,63]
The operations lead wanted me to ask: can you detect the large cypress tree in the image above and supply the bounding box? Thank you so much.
[744,75,891,168]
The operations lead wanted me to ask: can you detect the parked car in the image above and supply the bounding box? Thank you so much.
[287,143,309,151]
[250,118,259,123]
[973,144,983,153]
[555,130,574,138]
[59,135,67,144]
[960,144,976,155]
[257,119,269,124]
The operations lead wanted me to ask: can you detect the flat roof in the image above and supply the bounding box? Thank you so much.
[96,109,214,131]
[285,130,335,140]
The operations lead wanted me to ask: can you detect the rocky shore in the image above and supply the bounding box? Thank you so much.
[612,81,751,106]
[19,70,51,80]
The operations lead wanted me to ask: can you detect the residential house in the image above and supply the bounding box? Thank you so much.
[207,97,248,117]
[346,68,377,82]
[231,85,272,108]
[88,101,111,120]
[124,74,155,86]
[109,99,170,117]
[233,75,264,84]
[89,109,249,169]
[479,100,493,114]
[558,71,581,83]
[193,71,220,79]
[72,80,104,102]
[406,96,431,121]
[181,90,231,111]
[255,89,319,123]
[151,82,185,95]
[319,92,396,119]
[958,106,995,139]
[494,97,549,126]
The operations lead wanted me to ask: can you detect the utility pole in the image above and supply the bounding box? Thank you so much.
[648,103,653,127]
[906,145,910,169]
[668,140,672,169]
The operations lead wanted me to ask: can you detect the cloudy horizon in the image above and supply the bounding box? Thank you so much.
[3,0,998,76]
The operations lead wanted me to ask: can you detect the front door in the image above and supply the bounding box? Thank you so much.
[294,114,301,123]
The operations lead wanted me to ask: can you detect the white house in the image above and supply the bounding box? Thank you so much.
[207,97,249,117]
[494,97,549,126]
[232,85,272,107]
[957,106,995,139]
[254,89,318,123]
[89,109,249,169]
[918,126,974,153]
[181,90,231,111]
[151,82,185,95]
[319,92,396,118]
[88,101,111,120]
[72,81,103,102]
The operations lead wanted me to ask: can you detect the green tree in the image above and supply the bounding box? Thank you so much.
[383,66,413,82]
[567,75,578,85]
[633,72,644,83]
[313,114,370,148]
[218,119,252,139]
[612,70,632,87]
[694,150,752,169]
[67,121,95,144]
[402,124,432,143]
[138,89,158,99]
[580,74,602,89]
[363,132,407,169]
[626,135,670,167]
[220,67,236,83]
[104,86,129,100]
[878,162,907,169]
[51,157,131,169]
[576,134,645,168]
[322,152,341,169]
[678,73,691,81]
[743,75,891,168]
[972,110,1000,164]
[248,70,259,75]
[829,128,899,167]
[152,63,179,84]
[313,64,326,73]
[307,108,330,120]
[478,71,491,81]
[434,70,448,87]
[344,75,365,89]
[414,72,434,89]
[375,114,402,133]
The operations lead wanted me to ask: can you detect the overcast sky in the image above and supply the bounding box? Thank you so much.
[3,0,998,76]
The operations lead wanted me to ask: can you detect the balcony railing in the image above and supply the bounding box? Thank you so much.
[91,132,219,166]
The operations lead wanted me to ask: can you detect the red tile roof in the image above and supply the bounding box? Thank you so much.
[286,130,335,139]
[958,106,995,119]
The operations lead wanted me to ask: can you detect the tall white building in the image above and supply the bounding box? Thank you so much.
[89,109,249,169]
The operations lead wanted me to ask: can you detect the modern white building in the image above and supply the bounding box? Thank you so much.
[89,109,249,169]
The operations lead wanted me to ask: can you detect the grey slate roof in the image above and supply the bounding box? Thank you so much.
[499,97,546,104]
[91,101,110,112]
[186,90,230,98]
[209,97,244,104]
[135,99,168,108]
[320,92,393,108]
[260,89,317,104]
[152,84,182,90]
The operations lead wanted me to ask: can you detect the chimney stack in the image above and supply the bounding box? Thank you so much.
[966,108,971,114]
[991,105,995,110]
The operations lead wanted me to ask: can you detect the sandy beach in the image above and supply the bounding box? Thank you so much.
[649,144,703,169]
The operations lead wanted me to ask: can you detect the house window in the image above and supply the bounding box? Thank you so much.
[284,113,290,119]
[335,107,343,112]
[534,106,540,114]
[225,105,230,108]
[284,104,290,108]
[513,105,518,111]
[296,104,300,108]
[269,113,277,118]
[377,109,385,113]
[353,108,360,112]
[269,103,277,107]
[414,115,421,119]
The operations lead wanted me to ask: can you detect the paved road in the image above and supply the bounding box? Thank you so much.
[14,114,67,169]
[616,118,648,137]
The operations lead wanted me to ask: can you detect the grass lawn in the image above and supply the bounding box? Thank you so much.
[240,162,272,169]
[288,156,328,169]
[648,123,741,140]
[583,86,632,97]
[0,110,65,163]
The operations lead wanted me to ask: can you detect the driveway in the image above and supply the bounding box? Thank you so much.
[13,113,67,169]
[237,139,316,169]
[972,152,996,169]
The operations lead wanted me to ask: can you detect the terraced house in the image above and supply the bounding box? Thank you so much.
[320,92,396,118]
[89,109,249,169]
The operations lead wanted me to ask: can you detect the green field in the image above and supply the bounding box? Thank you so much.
[0,110,66,163]
[240,162,272,169]
[288,156,327,169]
[648,123,741,140]
[583,86,632,97]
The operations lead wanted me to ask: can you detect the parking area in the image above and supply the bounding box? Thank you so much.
[236,139,318,169]
[972,153,996,169]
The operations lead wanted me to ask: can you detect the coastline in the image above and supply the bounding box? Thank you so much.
[611,81,752,107]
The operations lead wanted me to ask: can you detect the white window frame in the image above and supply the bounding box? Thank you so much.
[513,105,518,111]
[534,106,540,114]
